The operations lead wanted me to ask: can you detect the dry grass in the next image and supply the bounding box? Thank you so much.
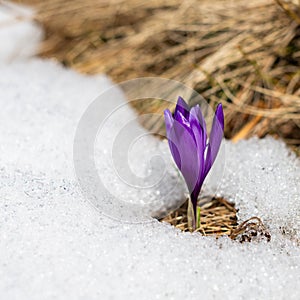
[160,195,238,236]
[13,0,300,150]
[160,196,271,242]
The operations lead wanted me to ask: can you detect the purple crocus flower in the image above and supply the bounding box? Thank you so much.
[164,96,224,228]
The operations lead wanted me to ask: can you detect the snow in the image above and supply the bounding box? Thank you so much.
[0,2,43,63]
[0,3,300,300]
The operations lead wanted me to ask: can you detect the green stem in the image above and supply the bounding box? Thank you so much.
[187,198,196,231]
[196,206,201,229]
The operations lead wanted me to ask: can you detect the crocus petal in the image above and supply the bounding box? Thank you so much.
[173,109,196,144]
[174,96,190,119]
[189,107,209,209]
[164,109,181,169]
[167,118,200,194]
[174,109,190,128]
[189,107,206,180]
[189,106,207,151]
[189,104,207,138]
[164,109,174,134]
[204,103,224,176]
[167,139,181,170]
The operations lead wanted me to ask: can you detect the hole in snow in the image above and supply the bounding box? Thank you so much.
[159,195,271,243]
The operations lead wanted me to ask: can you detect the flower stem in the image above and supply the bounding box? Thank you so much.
[187,197,196,231]
[196,206,201,229]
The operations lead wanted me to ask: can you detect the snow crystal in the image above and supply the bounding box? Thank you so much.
[216,138,300,240]
[0,3,300,300]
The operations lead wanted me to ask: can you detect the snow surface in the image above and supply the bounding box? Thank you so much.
[0,3,300,300]
[0,2,43,63]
